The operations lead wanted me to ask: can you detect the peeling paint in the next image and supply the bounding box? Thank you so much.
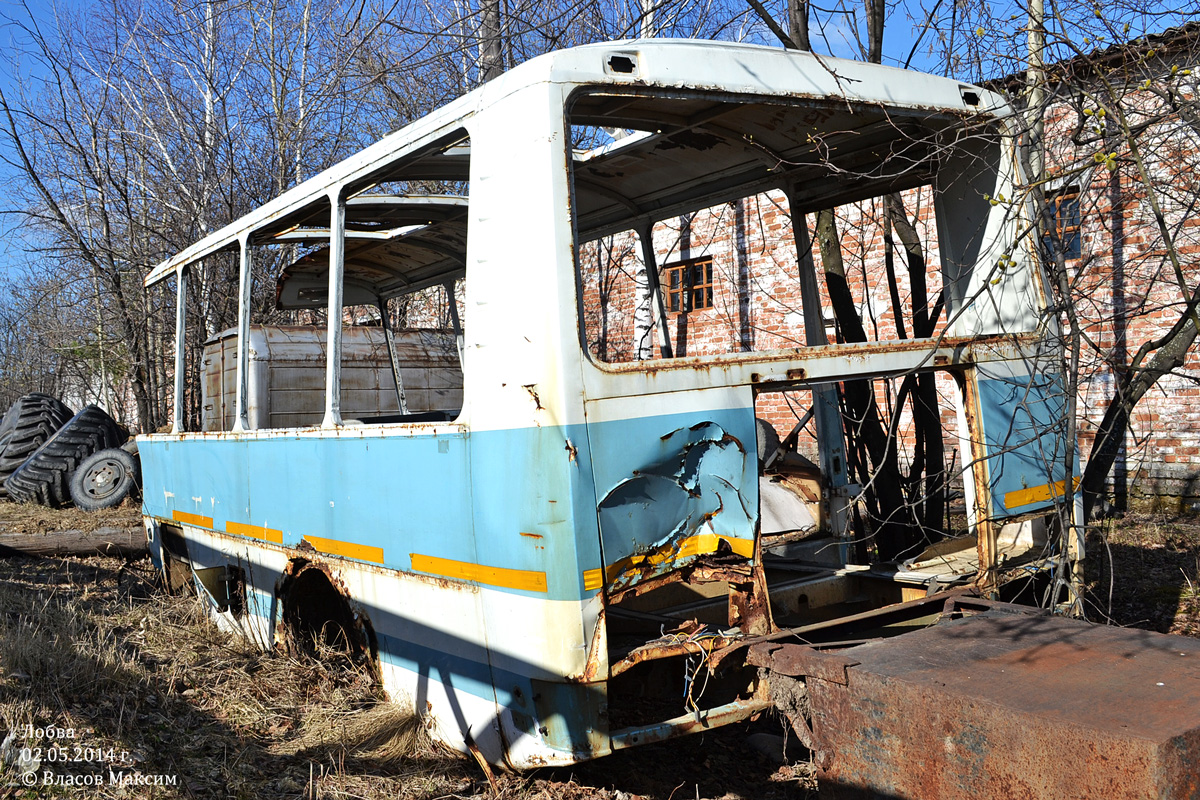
[597,421,754,592]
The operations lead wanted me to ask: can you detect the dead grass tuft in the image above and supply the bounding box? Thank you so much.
[289,704,431,764]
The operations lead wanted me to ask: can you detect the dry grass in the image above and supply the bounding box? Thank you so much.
[1085,511,1200,635]
[9,508,1200,799]
[0,551,813,799]
[0,555,481,799]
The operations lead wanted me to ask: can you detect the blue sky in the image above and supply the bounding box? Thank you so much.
[0,0,1191,284]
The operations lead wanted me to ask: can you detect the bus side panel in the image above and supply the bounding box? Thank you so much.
[140,431,476,570]
[139,432,513,759]
[468,423,610,765]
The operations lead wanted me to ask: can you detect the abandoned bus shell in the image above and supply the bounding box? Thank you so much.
[141,40,1081,774]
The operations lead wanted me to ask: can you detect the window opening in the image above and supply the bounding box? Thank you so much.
[193,134,470,430]
[570,92,965,366]
[664,257,714,313]
[1046,187,1081,260]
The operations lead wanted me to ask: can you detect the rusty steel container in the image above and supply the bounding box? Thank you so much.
[808,610,1200,799]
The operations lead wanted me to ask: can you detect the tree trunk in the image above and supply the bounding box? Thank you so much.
[888,194,945,536]
[0,527,147,559]
[480,0,503,82]
[815,208,913,560]
[788,0,810,50]
[1083,316,1198,519]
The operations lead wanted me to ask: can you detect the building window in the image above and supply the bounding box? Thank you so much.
[1046,187,1082,260]
[664,257,714,313]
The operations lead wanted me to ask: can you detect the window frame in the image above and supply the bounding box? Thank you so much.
[1046,186,1082,260]
[663,256,715,314]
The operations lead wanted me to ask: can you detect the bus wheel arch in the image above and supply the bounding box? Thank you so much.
[277,558,379,675]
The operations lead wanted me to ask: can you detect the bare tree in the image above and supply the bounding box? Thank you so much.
[0,0,401,430]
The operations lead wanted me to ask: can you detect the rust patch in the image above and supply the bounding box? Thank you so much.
[809,611,1200,799]
[611,628,739,678]
[275,557,379,678]
[523,384,543,409]
[581,608,607,682]
[728,553,773,636]
[748,642,860,684]
[607,547,754,606]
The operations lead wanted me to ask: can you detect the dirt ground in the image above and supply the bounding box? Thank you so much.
[1,505,1198,799]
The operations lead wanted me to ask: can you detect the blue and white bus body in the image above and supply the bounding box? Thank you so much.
[139,41,1076,768]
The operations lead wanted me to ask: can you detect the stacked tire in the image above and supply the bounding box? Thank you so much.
[7,405,126,508]
[0,393,137,509]
[70,442,140,511]
[0,393,74,498]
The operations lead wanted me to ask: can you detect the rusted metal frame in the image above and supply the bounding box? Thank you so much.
[323,189,347,428]
[606,558,752,607]
[594,333,1030,387]
[610,634,739,678]
[171,265,188,434]
[637,224,674,359]
[959,370,999,596]
[232,233,254,432]
[939,593,1044,620]
[707,586,978,671]
[376,295,410,414]
[748,642,861,684]
[729,533,774,636]
[608,697,773,751]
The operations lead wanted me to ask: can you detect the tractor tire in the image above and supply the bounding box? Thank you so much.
[69,447,139,511]
[7,405,124,507]
[0,393,73,498]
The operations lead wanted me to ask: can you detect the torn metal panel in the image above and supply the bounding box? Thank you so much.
[611,629,739,678]
[807,610,1200,799]
[596,420,755,593]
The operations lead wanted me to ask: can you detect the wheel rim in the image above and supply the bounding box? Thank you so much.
[84,458,127,500]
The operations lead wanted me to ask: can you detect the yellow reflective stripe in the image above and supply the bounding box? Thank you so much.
[602,533,754,583]
[677,532,754,559]
[303,535,384,564]
[227,521,283,544]
[411,553,548,593]
[172,509,213,529]
[582,568,604,592]
[1004,476,1080,510]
